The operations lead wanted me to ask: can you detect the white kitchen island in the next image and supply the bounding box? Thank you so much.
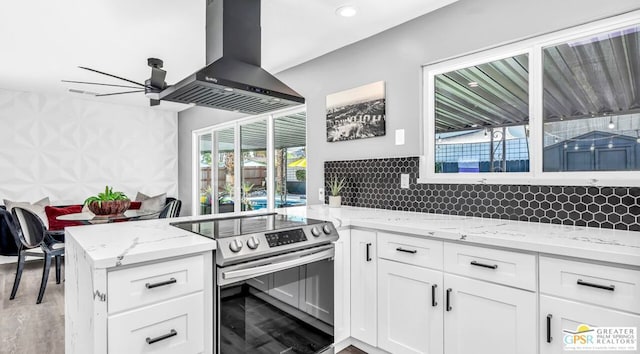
[64,216,217,354]
[65,205,640,354]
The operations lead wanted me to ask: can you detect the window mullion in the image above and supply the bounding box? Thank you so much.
[266,115,275,211]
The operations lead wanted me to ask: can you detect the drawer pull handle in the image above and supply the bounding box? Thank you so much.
[146,329,177,344]
[446,288,452,311]
[577,279,615,291]
[366,243,372,262]
[145,278,177,289]
[470,261,498,269]
[432,284,438,307]
[546,314,552,343]
[396,247,417,254]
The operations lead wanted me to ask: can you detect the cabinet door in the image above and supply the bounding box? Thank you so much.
[334,230,351,344]
[268,266,303,308]
[350,229,377,346]
[540,295,640,354]
[378,259,443,354]
[444,274,536,354]
[303,257,334,324]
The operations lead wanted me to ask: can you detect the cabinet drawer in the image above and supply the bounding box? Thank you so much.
[377,232,443,270]
[444,243,536,291]
[540,256,640,314]
[108,254,205,313]
[108,292,204,354]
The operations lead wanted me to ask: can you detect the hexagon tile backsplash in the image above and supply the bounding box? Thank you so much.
[324,157,640,231]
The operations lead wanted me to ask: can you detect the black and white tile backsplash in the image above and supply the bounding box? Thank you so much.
[324,157,640,231]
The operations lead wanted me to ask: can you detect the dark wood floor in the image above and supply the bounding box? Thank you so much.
[0,260,365,354]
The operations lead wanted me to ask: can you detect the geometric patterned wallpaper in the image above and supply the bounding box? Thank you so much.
[0,88,178,205]
[325,157,640,231]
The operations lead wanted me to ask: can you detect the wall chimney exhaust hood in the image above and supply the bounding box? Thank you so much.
[160,0,305,114]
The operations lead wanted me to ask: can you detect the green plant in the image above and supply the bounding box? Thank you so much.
[241,182,255,210]
[295,169,306,181]
[84,186,129,207]
[328,177,346,197]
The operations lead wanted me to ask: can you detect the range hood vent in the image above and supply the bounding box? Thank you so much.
[160,0,304,114]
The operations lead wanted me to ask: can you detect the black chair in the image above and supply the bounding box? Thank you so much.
[159,199,182,218]
[8,207,65,304]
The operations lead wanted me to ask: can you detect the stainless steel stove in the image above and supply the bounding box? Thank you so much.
[171,213,338,354]
[172,213,339,266]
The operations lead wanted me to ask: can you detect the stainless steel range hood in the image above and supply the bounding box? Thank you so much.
[160,0,305,114]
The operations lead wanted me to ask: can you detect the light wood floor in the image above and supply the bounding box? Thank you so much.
[0,260,364,354]
[0,260,65,354]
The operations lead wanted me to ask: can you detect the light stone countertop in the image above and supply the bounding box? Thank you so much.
[65,205,640,269]
[278,205,640,267]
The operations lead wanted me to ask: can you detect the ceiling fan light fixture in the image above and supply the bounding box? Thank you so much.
[336,5,357,17]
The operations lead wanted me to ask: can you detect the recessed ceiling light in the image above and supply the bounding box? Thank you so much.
[336,5,357,17]
[468,81,479,88]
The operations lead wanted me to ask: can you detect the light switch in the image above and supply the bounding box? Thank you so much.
[319,187,325,202]
[395,129,405,145]
[401,174,410,189]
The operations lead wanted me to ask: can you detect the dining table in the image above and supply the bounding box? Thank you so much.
[56,209,160,225]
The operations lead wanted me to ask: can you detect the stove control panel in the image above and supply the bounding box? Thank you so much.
[265,228,308,247]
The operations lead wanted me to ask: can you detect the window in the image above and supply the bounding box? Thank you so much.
[434,54,530,173]
[421,12,640,186]
[193,107,306,215]
[542,25,640,172]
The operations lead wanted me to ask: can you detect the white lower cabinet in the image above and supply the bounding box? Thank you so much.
[334,230,351,344]
[108,292,205,354]
[540,295,640,354]
[350,229,378,346]
[378,259,443,354]
[443,274,537,354]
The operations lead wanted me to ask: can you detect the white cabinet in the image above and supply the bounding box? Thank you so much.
[269,266,304,308]
[303,255,334,324]
[540,295,640,354]
[105,253,213,354]
[334,229,351,344]
[443,273,537,354]
[350,229,377,346]
[539,256,640,353]
[378,259,443,354]
[65,240,214,354]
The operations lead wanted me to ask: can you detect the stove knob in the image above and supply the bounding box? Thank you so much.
[247,236,260,250]
[311,227,321,237]
[322,224,332,235]
[229,239,243,253]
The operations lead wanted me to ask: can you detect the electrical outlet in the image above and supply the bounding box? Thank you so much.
[319,187,325,202]
[400,174,410,189]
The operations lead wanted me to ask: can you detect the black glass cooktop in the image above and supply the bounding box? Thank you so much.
[171,213,324,239]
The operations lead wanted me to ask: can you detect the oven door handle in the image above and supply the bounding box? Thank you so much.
[220,248,335,284]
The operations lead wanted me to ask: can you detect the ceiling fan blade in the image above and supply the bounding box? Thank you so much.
[62,80,141,89]
[79,66,149,88]
[95,89,145,97]
[150,67,167,89]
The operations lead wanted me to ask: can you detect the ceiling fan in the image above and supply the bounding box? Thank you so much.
[62,58,168,106]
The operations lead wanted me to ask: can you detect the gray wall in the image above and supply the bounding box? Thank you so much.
[178,0,640,216]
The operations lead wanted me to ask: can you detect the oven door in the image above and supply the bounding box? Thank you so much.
[216,244,335,354]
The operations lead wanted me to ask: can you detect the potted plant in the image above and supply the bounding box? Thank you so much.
[328,177,346,208]
[84,186,131,216]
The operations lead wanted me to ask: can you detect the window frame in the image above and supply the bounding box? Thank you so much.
[419,10,640,187]
[192,105,306,215]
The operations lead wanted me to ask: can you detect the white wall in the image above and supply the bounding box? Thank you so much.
[0,88,178,205]
[178,0,640,215]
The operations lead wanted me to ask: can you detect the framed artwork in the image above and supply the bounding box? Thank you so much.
[326,81,386,142]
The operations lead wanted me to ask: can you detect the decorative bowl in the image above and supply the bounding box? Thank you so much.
[87,200,131,216]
